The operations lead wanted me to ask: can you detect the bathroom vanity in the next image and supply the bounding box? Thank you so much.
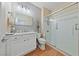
[1,32,36,56]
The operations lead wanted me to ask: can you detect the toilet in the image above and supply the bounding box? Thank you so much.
[36,32,46,50]
[38,38,46,50]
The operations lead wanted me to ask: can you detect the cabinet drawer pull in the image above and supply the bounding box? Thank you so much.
[24,40,26,41]
[1,38,8,42]
[15,37,17,39]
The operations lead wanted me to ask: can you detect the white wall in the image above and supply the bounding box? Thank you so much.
[0,3,6,40]
[0,3,1,33]
[0,2,1,40]
[0,2,7,56]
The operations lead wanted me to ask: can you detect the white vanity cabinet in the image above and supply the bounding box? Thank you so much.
[6,33,36,56]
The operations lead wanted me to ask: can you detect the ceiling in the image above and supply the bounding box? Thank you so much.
[31,2,73,12]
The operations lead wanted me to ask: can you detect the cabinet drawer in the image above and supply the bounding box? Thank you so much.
[22,34,36,40]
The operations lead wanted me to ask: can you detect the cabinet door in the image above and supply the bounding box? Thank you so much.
[6,35,23,56]
[22,34,36,54]
[0,42,6,56]
[11,35,24,56]
[6,36,15,56]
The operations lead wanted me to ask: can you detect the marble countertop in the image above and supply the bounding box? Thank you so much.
[5,32,36,36]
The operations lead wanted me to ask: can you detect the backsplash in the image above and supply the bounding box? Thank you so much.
[14,25,34,33]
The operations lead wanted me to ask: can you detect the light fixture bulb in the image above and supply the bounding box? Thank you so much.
[26,8,32,16]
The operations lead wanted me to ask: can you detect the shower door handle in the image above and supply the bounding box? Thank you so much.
[47,30,49,32]
[75,24,79,30]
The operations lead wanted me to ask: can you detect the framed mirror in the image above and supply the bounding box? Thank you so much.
[15,12,33,25]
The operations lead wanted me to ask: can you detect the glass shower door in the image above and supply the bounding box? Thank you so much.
[44,17,51,43]
[44,17,56,46]
[49,20,56,46]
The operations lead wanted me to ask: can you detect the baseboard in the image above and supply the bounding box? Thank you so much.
[46,42,71,56]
